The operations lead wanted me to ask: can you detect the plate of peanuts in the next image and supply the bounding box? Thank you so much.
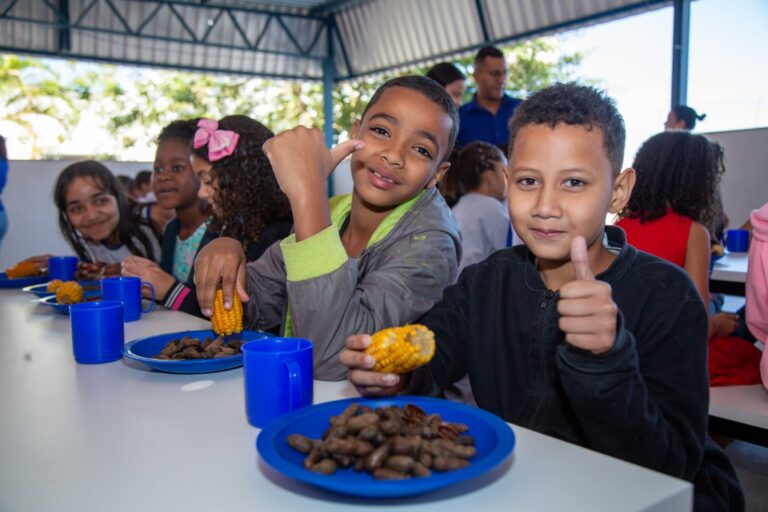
[256,396,515,498]
[122,329,273,373]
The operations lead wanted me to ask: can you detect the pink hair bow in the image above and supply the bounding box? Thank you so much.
[193,119,239,162]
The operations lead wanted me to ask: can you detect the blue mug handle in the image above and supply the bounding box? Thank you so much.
[141,281,155,313]
[284,359,303,411]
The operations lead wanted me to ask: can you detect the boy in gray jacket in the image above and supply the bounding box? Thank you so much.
[194,76,462,380]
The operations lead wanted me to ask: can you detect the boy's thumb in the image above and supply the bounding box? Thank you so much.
[570,236,595,281]
[329,139,365,169]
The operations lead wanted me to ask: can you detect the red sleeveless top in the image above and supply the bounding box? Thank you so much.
[616,210,693,268]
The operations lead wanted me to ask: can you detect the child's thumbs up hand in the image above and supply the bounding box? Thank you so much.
[262,126,363,202]
[557,236,618,355]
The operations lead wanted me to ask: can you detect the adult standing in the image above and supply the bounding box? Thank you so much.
[665,105,706,131]
[456,46,522,148]
[426,62,466,109]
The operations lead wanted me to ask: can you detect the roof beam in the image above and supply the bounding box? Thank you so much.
[671,0,690,106]
[474,0,490,43]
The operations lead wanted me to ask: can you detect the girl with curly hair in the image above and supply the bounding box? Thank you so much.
[616,130,735,339]
[123,116,292,317]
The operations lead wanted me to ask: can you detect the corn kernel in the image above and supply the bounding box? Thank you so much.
[365,324,435,374]
[211,289,243,336]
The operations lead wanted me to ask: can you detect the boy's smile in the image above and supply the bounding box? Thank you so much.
[350,87,452,211]
[508,123,633,283]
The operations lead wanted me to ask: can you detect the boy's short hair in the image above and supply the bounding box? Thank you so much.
[508,83,626,174]
[474,46,504,64]
[361,75,459,160]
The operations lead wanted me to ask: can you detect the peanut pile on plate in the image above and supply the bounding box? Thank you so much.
[153,336,243,360]
[287,403,476,479]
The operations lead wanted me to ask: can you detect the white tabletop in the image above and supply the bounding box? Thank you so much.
[711,252,749,283]
[0,289,692,512]
[709,384,768,430]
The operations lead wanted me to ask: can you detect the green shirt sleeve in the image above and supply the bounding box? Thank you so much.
[280,225,348,282]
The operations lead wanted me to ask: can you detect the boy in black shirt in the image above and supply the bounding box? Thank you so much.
[341,84,743,511]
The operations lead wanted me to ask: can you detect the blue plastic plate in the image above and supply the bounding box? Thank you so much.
[38,295,72,315]
[22,283,56,298]
[257,396,515,498]
[0,272,48,288]
[123,329,273,374]
[37,286,103,314]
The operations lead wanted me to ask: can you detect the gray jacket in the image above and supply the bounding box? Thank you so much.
[243,188,462,380]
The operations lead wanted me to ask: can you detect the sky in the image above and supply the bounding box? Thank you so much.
[2,0,767,164]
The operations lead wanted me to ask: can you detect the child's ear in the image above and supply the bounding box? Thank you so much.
[608,168,636,214]
[351,119,361,138]
[426,161,451,189]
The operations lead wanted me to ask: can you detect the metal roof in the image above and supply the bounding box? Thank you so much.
[0,0,670,81]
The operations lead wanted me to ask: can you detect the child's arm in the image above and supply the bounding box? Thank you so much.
[557,237,708,480]
[283,224,459,380]
[262,127,362,242]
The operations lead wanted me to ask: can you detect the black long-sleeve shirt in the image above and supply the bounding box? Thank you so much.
[411,226,710,481]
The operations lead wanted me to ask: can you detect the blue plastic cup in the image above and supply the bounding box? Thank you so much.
[48,256,78,281]
[70,301,125,364]
[725,229,750,253]
[242,338,313,428]
[101,277,154,322]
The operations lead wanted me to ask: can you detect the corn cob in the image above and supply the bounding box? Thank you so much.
[5,261,41,279]
[211,288,243,336]
[365,324,435,374]
[56,281,83,304]
[47,279,63,292]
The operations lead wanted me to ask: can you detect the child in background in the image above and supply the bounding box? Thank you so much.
[449,141,520,273]
[746,203,768,390]
[152,120,214,288]
[123,116,293,317]
[23,160,161,278]
[194,76,462,380]
[341,83,743,510]
[616,131,738,339]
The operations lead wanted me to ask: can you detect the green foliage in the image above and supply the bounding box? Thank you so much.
[1,35,585,158]
[0,54,79,158]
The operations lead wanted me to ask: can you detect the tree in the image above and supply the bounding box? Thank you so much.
[0,55,79,158]
[2,35,585,159]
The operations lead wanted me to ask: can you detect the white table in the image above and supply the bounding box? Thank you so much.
[711,252,748,295]
[0,289,692,511]
[709,384,768,447]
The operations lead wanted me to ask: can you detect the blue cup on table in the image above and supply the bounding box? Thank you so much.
[243,338,313,428]
[725,229,750,253]
[101,277,154,322]
[70,301,125,364]
[48,256,78,281]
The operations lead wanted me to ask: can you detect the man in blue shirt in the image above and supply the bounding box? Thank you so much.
[457,46,522,148]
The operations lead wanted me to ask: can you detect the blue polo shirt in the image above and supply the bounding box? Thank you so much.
[457,94,523,148]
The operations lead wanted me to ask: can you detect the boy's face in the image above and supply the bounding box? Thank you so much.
[350,87,452,210]
[507,123,633,266]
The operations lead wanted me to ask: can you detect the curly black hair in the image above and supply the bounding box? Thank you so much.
[191,116,292,248]
[157,119,198,145]
[361,75,459,159]
[623,131,725,231]
[53,160,158,262]
[508,83,625,174]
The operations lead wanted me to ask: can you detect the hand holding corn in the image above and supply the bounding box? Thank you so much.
[211,288,243,336]
[340,325,436,397]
